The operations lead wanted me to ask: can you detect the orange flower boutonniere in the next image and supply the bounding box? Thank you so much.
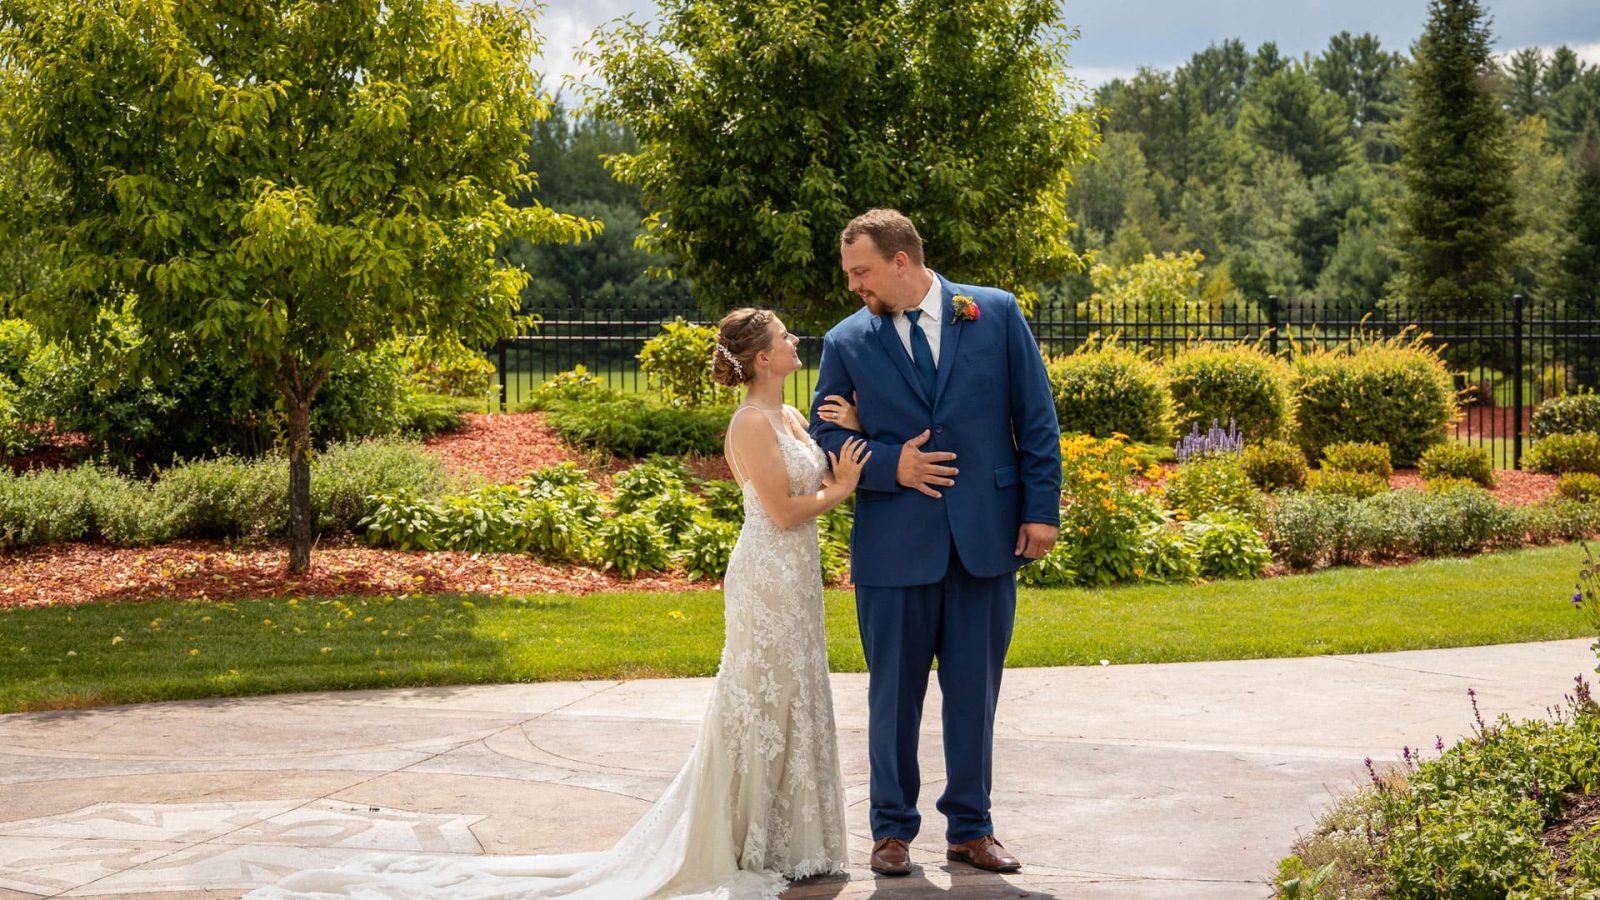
[952,294,979,322]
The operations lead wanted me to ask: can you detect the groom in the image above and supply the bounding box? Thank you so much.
[809,209,1062,876]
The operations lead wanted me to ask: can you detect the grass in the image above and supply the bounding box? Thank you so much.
[0,543,1590,713]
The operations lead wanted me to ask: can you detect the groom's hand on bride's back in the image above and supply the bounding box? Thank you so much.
[897,430,958,499]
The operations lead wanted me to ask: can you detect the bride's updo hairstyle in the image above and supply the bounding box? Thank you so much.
[711,308,775,387]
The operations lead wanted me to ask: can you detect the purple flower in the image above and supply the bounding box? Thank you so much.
[1575,590,1585,607]
[1435,735,1445,752]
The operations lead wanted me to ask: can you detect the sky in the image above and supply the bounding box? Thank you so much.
[532,0,1600,94]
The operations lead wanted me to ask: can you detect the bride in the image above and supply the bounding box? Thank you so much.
[246,307,869,899]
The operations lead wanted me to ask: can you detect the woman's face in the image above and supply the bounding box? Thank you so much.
[758,316,802,379]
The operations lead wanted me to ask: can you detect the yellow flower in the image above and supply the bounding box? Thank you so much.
[189,648,199,657]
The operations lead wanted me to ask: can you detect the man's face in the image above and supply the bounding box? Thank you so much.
[840,235,906,317]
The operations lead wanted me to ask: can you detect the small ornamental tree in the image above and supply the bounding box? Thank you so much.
[0,0,596,571]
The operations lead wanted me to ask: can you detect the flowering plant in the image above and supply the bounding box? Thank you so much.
[952,294,980,322]
[1574,542,1600,673]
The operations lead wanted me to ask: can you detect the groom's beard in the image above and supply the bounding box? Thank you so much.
[862,295,890,317]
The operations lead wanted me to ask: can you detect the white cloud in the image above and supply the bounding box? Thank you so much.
[533,8,601,95]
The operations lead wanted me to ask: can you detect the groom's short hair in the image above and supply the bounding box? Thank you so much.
[841,209,924,266]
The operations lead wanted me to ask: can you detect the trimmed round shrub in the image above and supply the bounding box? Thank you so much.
[1308,469,1389,499]
[1321,441,1393,479]
[1165,343,1295,442]
[1558,472,1600,503]
[1240,438,1308,492]
[1417,443,1495,487]
[1525,432,1600,475]
[1530,390,1600,438]
[1290,335,1457,466]
[1046,340,1173,445]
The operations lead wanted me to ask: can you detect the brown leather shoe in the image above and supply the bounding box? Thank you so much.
[870,836,912,876]
[947,835,1021,872]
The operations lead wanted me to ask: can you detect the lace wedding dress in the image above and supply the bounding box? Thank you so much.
[246,405,848,900]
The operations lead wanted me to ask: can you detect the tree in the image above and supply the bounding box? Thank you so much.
[1502,47,1546,120]
[0,0,595,571]
[1239,61,1355,178]
[584,0,1100,328]
[1557,127,1600,313]
[1390,0,1520,320]
[1312,32,1406,163]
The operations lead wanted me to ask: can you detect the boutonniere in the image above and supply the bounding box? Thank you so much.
[952,294,980,322]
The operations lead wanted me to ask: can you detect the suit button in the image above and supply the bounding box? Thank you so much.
[934,425,945,434]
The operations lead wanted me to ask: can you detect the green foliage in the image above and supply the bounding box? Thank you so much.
[1164,455,1266,522]
[1077,251,1209,353]
[519,494,596,562]
[1418,443,1495,487]
[151,457,286,541]
[399,336,497,400]
[612,458,692,513]
[543,398,727,458]
[396,393,478,438]
[596,511,671,578]
[584,0,1099,326]
[524,366,617,411]
[677,518,739,581]
[1046,340,1174,445]
[1559,473,1600,503]
[1531,390,1600,439]
[698,479,746,523]
[1241,438,1310,492]
[310,441,453,536]
[1166,343,1296,442]
[638,319,735,408]
[1391,0,1521,320]
[1060,486,1168,586]
[360,488,450,551]
[0,0,598,568]
[1307,469,1390,500]
[1138,523,1200,585]
[1182,511,1272,580]
[1017,542,1078,587]
[1290,333,1458,466]
[1527,433,1600,475]
[1514,499,1600,544]
[1240,61,1354,178]
[638,490,704,546]
[1321,441,1394,479]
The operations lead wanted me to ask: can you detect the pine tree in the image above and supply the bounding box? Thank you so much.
[1391,0,1520,321]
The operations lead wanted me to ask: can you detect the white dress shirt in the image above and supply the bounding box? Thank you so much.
[892,273,943,367]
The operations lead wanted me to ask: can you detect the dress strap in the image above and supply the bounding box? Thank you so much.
[725,404,780,486]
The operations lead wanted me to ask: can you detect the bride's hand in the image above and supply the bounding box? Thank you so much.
[828,437,871,491]
[817,392,861,431]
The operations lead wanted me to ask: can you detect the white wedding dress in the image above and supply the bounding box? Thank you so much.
[246,405,848,900]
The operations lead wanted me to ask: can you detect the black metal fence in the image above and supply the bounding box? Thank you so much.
[493,293,1600,469]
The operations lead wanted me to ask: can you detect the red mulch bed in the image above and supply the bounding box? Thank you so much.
[1389,467,1559,505]
[423,412,732,487]
[0,540,718,610]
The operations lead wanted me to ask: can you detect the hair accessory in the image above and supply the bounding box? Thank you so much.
[713,341,744,379]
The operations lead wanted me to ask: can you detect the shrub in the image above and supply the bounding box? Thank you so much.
[544,398,727,457]
[432,486,528,553]
[152,457,286,540]
[360,488,451,550]
[1410,487,1510,557]
[396,393,477,437]
[399,335,496,399]
[677,518,739,580]
[0,466,133,547]
[1267,492,1352,569]
[1018,542,1078,587]
[1163,455,1265,522]
[1138,523,1199,584]
[1061,487,1167,586]
[638,489,704,545]
[1182,512,1272,580]
[612,458,692,513]
[1290,332,1457,466]
[1321,441,1394,479]
[1422,475,1483,494]
[1307,470,1389,500]
[1046,338,1174,445]
[1241,438,1309,492]
[1559,473,1600,503]
[522,365,617,411]
[698,479,746,522]
[519,462,593,494]
[1531,390,1600,438]
[1526,432,1600,475]
[1418,443,1495,487]
[1516,499,1600,543]
[1166,343,1295,442]
[520,494,596,561]
[638,318,737,408]
[310,440,451,535]
[596,511,671,577]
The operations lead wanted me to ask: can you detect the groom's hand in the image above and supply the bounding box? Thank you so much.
[897,430,959,498]
[1015,523,1058,559]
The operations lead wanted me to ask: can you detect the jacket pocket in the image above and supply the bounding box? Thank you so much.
[994,465,1019,488]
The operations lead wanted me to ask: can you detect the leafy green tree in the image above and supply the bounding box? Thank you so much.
[1240,62,1354,178]
[1390,0,1520,321]
[585,0,1099,327]
[1505,116,1572,296]
[1077,250,1209,355]
[1312,32,1407,163]
[0,0,594,571]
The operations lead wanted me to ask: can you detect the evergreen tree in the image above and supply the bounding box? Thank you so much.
[1391,0,1520,322]
[1556,126,1600,387]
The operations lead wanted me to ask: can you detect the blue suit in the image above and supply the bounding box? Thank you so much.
[810,274,1061,844]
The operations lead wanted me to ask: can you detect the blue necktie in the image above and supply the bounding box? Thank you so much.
[905,309,936,400]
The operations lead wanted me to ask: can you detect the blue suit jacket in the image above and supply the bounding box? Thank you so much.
[809,274,1062,587]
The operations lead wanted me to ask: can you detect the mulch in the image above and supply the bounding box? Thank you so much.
[1543,790,1600,877]
[0,413,1569,609]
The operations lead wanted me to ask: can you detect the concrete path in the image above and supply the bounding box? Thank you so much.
[1,639,1593,899]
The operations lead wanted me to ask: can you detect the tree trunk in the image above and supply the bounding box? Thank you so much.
[286,399,313,574]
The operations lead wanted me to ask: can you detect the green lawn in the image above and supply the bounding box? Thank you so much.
[0,543,1589,713]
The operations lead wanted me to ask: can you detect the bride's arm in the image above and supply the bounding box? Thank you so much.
[727,414,866,530]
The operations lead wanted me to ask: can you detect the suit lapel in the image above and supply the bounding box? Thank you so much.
[872,310,933,407]
[932,275,962,407]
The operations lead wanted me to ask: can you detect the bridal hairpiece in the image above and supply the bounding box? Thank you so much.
[713,341,744,379]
